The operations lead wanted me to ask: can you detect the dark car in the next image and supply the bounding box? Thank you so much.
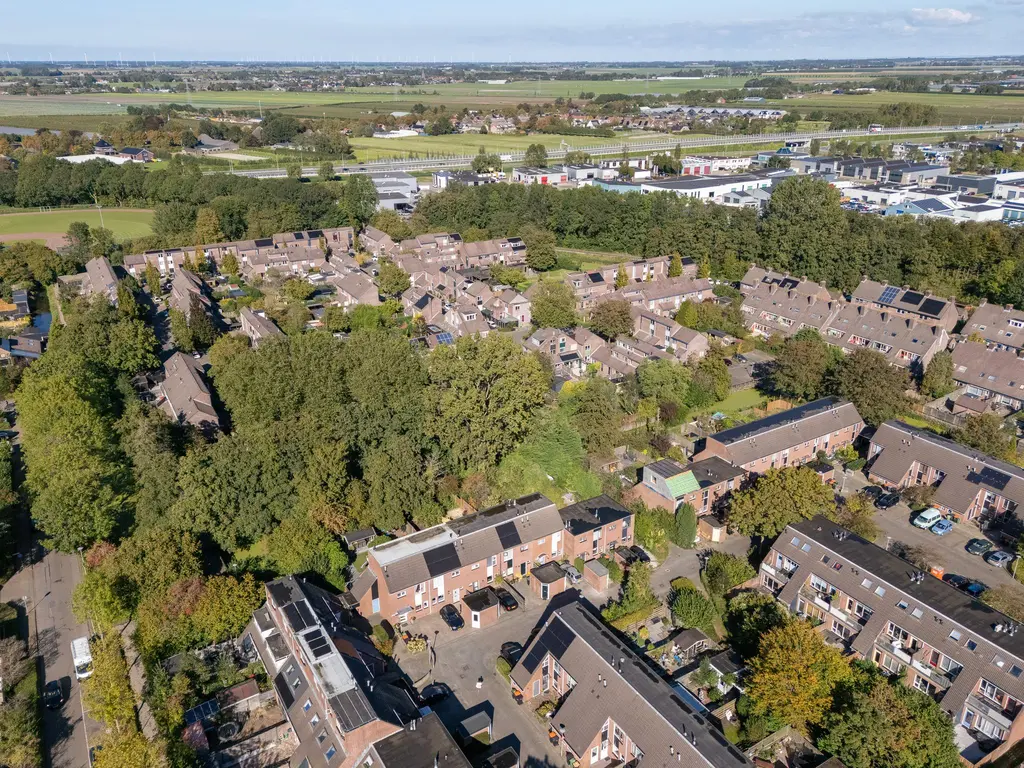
[943,573,969,589]
[420,682,452,708]
[616,547,640,566]
[874,492,901,509]
[439,604,464,631]
[630,545,651,563]
[965,581,989,598]
[966,538,994,556]
[0,430,17,440]
[495,587,518,612]
[43,679,64,710]
[860,485,884,501]
[500,641,523,666]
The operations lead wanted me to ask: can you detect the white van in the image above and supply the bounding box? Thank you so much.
[912,508,943,529]
[71,637,93,680]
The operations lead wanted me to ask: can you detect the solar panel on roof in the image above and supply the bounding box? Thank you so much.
[184,698,220,725]
[434,332,454,346]
[900,291,924,306]
[878,286,900,304]
[293,232,304,238]
[424,543,460,577]
[919,298,946,317]
[283,603,313,633]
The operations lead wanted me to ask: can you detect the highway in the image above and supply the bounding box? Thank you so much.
[213,122,1022,179]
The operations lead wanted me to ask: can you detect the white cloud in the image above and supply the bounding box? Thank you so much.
[910,7,977,23]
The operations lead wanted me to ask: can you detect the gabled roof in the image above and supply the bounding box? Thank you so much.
[558,494,633,536]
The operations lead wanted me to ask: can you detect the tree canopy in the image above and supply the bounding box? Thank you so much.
[728,466,837,539]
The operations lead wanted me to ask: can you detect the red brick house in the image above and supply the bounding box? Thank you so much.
[557,495,635,563]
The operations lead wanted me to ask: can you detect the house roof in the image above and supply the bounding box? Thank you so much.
[952,341,1024,402]
[510,600,751,768]
[462,586,500,612]
[666,471,701,498]
[683,456,747,489]
[709,398,863,465]
[558,494,633,536]
[964,302,1024,348]
[822,303,948,365]
[531,561,566,584]
[159,353,219,429]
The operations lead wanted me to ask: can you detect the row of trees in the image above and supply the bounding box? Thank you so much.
[413,175,1024,307]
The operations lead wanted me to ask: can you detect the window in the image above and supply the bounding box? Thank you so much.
[317,729,328,744]
[897,600,909,610]
[993,655,1006,669]
[1011,665,1023,679]
[451,570,460,577]
[396,590,407,598]
[949,629,962,642]
[911,608,924,619]
[325,745,337,761]
[790,537,800,547]
[472,564,480,570]
[861,578,873,589]
[875,586,886,597]
[966,639,978,651]
[801,543,811,553]
[310,714,320,727]
[303,699,312,712]
[980,679,1001,701]
[520,545,529,552]
[854,603,873,620]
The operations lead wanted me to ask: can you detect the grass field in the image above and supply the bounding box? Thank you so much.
[0,209,154,239]
[766,90,1024,123]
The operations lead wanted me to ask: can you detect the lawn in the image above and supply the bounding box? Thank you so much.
[0,209,155,239]
[346,131,656,161]
[763,90,1024,124]
[696,388,767,419]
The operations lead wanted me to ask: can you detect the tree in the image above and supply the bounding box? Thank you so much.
[675,300,698,329]
[378,259,411,297]
[668,253,683,278]
[637,358,691,417]
[168,308,193,353]
[471,149,502,173]
[522,225,557,271]
[670,584,718,637]
[530,281,576,328]
[589,299,633,340]
[187,296,218,350]
[955,412,1015,459]
[703,551,756,599]
[286,163,303,179]
[614,264,628,289]
[73,568,131,633]
[319,161,335,181]
[602,562,659,627]
[672,503,697,549]
[116,281,142,320]
[809,138,821,156]
[760,176,848,284]
[747,619,851,733]
[221,252,240,277]
[818,671,960,768]
[688,353,730,408]
[920,349,954,399]
[282,278,315,303]
[561,377,622,456]
[0,636,28,696]
[194,206,222,244]
[426,334,549,472]
[92,730,167,768]
[191,574,263,644]
[524,143,548,166]
[724,591,790,659]
[691,656,720,691]
[728,466,837,539]
[772,333,833,400]
[370,210,413,241]
[632,501,674,557]
[837,492,881,540]
[83,634,137,734]
[343,174,379,227]
[144,262,161,295]
[831,349,909,427]
[107,320,160,374]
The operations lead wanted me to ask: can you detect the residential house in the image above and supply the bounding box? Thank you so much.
[93,139,116,155]
[821,304,949,371]
[239,307,284,348]
[510,600,753,768]
[242,246,329,281]
[168,269,212,320]
[1,326,47,360]
[329,272,380,308]
[446,301,490,337]
[458,237,527,268]
[346,494,567,620]
[760,516,1024,767]
[401,288,443,325]
[617,276,713,316]
[693,398,865,474]
[558,494,635,563]
[868,420,1024,523]
[486,289,531,326]
[631,307,709,362]
[528,329,586,379]
[739,267,835,338]
[399,233,463,263]
[118,147,154,162]
[57,256,120,306]
[565,270,616,313]
[246,576,470,768]
[634,456,746,516]
[851,279,959,331]
[156,352,219,433]
[951,341,1024,411]
[964,302,1024,353]
[187,133,240,154]
[360,227,398,257]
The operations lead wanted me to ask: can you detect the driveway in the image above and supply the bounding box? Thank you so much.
[396,594,565,768]
[840,470,1020,589]
[649,535,754,600]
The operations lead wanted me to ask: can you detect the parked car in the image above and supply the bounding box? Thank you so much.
[500,641,523,667]
[966,538,994,556]
[965,581,989,598]
[564,565,582,584]
[913,508,944,529]
[861,485,884,501]
[439,604,464,631]
[930,519,954,536]
[43,679,64,710]
[875,492,901,509]
[0,430,16,440]
[495,587,518,612]
[629,546,651,563]
[420,682,452,708]
[985,551,1015,568]
[943,573,969,589]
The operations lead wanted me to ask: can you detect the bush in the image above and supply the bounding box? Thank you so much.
[372,624,394,657]
[574,556,585,574]
[703,552,756,599]
[496,656,511,681]
[671,586,719,637]
[670,576,695,593]
[405,636,427,654]
[600,556,623,584]
[844,458,866,471]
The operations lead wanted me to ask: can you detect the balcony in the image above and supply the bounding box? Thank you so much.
[970,695,1016,731]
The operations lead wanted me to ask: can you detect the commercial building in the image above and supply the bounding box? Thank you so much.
[868,420,1024,523]
[760,516,1024,766]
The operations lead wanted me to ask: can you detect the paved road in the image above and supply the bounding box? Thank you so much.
[1,551,94,768]
[649,535,754,600]
[210,122,1022,178]
[842,470,1019,589]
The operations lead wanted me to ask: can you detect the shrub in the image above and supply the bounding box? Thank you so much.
[671,586,718,637]
[600,556,623,584]
[670,576,695,593]
[574,556,585,574]
[496,656,511,681]
[371,624,394,657]
[844,458,866,471]
[405,636,427,654]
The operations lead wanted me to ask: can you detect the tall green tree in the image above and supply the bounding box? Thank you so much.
[522,225,557,271]
[378,259,411,297]
[771,331,835,401]
[524,143,548,166]
[728,466,837,539]
[920,349,955,399]
[342,174,379,227]
[589,298,633,340]
[531,281,577,328]
[830,349,909,426]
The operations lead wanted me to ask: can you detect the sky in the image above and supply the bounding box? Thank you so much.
[3,0,1023,62]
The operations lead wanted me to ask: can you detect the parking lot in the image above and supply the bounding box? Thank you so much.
[842,470,1020,591]
[394,590,566,768]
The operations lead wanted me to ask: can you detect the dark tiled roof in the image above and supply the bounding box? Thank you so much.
[462,586,499,612]
[531,562,566,584]
[559,494,633,536]
[373,712,471,768]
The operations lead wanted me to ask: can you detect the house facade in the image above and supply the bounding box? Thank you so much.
[952,341,1024,411]
[964,302,1024,353]
[633,456,746,515]
[867,420,1024,523]
[760,517,1024,766]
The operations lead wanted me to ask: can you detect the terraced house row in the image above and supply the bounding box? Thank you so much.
[760,516,1024,767]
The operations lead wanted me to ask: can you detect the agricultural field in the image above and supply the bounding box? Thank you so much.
[346,131,661,160]
[768,90,1024,124]
[0,208,155,247]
